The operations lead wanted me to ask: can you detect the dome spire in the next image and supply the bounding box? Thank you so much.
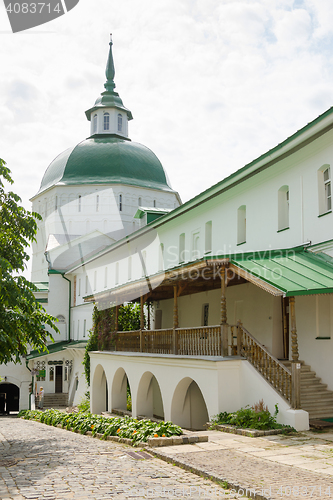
[104,34,116,93]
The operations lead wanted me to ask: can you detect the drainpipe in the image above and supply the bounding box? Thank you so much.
[25,359,32,410]
[61,274,71,343]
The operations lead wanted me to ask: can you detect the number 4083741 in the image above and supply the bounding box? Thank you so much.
[6,3,62,14]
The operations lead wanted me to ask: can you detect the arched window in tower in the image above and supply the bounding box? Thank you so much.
[118,113,123,132]
[138,197,142,206]
[153,200,156,208]
[93,114,97,133]
[104,112,110,131]
[119,194,122,211]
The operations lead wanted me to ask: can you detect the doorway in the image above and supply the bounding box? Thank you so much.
[55,366,63,393]
[0,383,20,413]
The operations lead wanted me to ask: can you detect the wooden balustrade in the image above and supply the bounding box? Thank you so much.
[113,323,292,404]
[238,325,292,403]
[177,326,221,356]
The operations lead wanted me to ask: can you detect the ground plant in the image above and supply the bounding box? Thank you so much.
[211,400,286,430]
[18,409,182,444]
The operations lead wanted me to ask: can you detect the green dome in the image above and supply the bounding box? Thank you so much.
[36,136,174,195]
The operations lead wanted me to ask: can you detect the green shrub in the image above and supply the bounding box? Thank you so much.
[77,391,90,413]
[211,401,282,430]
[19,409,182,444]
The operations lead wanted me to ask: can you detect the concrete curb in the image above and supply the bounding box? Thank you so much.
[148,447,271,500]
[207,422,289,437]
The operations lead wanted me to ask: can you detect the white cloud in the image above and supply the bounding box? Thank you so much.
[1,0,333,274]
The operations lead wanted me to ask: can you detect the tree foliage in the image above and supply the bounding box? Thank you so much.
[0,159,58,364]
[83,303,142,385]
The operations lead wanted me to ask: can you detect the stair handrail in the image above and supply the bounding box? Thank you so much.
[239,324,292,403]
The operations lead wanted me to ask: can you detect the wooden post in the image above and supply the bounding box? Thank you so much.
[220,267,227,325]
[237,321,243,356]
[140,295,145,330]
[220,267,228,356]
[291,361,301,409]
[115,305,119,332]
[289,296,299,361]
[289,296,301,408]
[147,301,151,331]
[173,284,179,355]
[173,285,179,329]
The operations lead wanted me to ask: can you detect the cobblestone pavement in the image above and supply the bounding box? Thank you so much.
[0,417,245,500]
[153,430,333,500]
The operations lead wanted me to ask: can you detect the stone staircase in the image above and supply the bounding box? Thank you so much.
[43,393,68,409]
[283,361,333,419]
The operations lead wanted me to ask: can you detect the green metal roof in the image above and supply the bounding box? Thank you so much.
[36,136,175,196]
[134,207,173,219]
[32,282,49,293]
[85,37,133,121]
[27,340,87,360]
[232,249,333,297]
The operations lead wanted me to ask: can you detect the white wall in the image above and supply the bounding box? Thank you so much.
[90,352,308,430]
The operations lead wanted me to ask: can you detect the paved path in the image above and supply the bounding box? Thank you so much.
[0,417,244,500]
[153,429,333,500]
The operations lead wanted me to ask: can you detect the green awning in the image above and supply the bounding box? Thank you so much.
[231,250,333,297]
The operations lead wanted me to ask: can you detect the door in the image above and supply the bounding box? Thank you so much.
[55,366,63,393]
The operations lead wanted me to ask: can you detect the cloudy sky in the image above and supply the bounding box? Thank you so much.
[1,0,333,266]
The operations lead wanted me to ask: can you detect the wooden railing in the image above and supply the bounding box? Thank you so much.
[238,325,292,403]
[113,323,292,403]
[115,330,141,352]
[177,326,221,356]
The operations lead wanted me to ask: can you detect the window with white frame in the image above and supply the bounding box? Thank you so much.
[119,194,122,211]
[115,262,119,285]
[278,186,289,231]
[179,233,185,263]
[93,114,97,133]
[128,256,132,281]
[192,232,200,260]
[118,113,123,132]
[159,243,164,271]
[318,165,332,215]
[104,112,110,131]
[141,250,147,277]
[205,221,212,253]
[237,206,246,244]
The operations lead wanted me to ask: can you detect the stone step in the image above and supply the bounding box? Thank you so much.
[280,359,333,420]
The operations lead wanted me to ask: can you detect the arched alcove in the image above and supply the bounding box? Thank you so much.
[0,383,20,414]
[91,364,108,414]
[136,372,164,420]
[171,377,209,430]
[111,367,131,414]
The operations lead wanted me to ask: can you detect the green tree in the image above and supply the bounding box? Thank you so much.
[0,159,58,364]
[83,303,142,385]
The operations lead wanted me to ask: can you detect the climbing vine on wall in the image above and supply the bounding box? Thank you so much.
[83,303,143,386]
